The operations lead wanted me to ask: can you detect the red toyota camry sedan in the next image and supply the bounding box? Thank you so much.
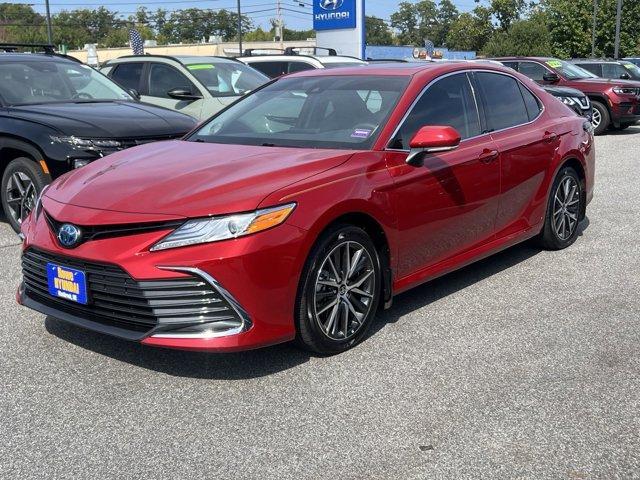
[18,62,595,355]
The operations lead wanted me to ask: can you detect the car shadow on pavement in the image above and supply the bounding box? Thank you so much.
[45,218,590,380]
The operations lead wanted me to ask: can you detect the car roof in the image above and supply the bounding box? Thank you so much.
[0,52,79,63]
[492,57,556,62]
[572,59,625,64]
[106,54,241,65]
[283,61,512,78]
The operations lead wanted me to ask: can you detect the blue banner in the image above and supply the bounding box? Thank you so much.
[313,0,357,31]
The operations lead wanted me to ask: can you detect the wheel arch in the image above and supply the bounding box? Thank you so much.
[555,156,587,221]
[0,136,47,179]
[306,210,394,309]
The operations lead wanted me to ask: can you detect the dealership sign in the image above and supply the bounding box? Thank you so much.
[314,0,357,31]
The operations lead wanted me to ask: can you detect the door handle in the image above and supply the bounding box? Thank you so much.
[478,149,499,164]
[543,131,559,143]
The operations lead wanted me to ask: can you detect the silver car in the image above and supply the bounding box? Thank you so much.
[100,55,269,120]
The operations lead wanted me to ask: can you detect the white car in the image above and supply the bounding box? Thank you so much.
[238,47,366,78]
[100,55,269,120]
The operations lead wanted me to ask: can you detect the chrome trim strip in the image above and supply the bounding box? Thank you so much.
[154,266,253,339]
[385,68,545,153]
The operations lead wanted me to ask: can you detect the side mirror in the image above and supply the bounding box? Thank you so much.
[543,72,560,83]
[167,88,203,101]
[406,126,461,167]
[620,73,631,80]
[128,88,140,100]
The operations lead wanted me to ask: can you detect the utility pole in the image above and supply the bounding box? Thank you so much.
[236,0,243,56]
[591,0,598,57]
[614,0,622,59]
[276,0,284,50]
[45,0,53,44]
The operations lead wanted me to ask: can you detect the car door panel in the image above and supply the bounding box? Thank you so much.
[385,72,501,279]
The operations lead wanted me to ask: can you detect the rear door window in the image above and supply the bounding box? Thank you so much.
[476,72,530,131]
[390,72,481,149]
[518,62,548,82]
[110,62,144,91]
[580,63,602,77]
[249,61,287,78]
[287,61,315,74]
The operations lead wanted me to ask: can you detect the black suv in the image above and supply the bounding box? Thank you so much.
[0,44,196,232]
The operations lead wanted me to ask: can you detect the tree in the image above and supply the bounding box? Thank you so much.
[446,6,494,52]
[491,0,527,31]
[435,0,459,46]
[366,16,393,45]
[545,0,640,58]
[0,4,47,43]
[390,2,420,45]
[483,14,553,56]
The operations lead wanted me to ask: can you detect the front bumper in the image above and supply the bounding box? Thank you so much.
[18,201,309,352]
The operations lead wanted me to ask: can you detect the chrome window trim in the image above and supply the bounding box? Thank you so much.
[385,68,545,153]
[153,266,252,339]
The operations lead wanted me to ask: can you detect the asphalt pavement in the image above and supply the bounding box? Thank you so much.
[2,129,639,479]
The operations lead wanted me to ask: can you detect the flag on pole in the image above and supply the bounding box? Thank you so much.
[129,28,144,55]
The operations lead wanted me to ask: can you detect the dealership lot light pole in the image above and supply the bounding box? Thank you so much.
[237,0,243,56]
[591,0,598,57]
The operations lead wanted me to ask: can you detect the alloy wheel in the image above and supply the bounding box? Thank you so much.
[591,108,601,129]
[5,172,36,225]
[552,175,580,241]
[313,240,376,341]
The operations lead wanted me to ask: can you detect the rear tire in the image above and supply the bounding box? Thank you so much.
[1,157,49,233]
[590,101,610,135]
[537,166,584,250]
[295,225,382,355]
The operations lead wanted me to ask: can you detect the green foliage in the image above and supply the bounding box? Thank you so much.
[545,0,640,57]
[483,14,553,56]
[446,7,494,52]
[491,0,527,31]
[365,16,393,45]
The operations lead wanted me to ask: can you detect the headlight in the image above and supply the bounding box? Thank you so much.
[49,135,122,150]
[561,96,576,106]
[34,184,50,219]
[150,203,296,251]
[612,86,639,95]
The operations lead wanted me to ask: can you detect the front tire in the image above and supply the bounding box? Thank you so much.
[537,166,584,250]
[1,157,50,233]
[295,225,382,355]
[590,101,610,135]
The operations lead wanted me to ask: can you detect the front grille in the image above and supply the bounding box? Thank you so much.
[44,210,184,244]
[21,248,240,335]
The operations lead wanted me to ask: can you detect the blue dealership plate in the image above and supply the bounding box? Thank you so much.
[46,262,88,304]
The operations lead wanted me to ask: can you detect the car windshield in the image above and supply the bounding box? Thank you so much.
[189,75,409,150]
[621,62,640,79]
[546,59,598,80]
[186,61,268,97]
[0,60,132,106]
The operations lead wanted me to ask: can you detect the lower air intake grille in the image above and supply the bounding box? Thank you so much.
[21,248,241,335]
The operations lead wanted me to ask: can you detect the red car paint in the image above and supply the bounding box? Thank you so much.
[18,62,595,352]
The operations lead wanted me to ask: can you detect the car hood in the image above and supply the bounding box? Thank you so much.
[543,85,585,97]
[568,78,640,89]
[8,101,196,137]
[45,140,355,217]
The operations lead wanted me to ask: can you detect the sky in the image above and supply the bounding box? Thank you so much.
[22,0,485,30]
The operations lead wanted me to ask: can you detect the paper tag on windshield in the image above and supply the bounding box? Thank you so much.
[546,60,562,69]
[351,129,372,139]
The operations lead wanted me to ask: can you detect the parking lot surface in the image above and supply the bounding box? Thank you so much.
[2,129,639,479]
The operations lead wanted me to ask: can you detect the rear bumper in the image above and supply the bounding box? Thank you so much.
[18,202,309,352]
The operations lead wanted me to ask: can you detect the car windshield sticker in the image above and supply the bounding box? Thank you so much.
[546,60,562,69]
[351,129,372,139]
[187,64,215,71]
[623,63,635,70]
